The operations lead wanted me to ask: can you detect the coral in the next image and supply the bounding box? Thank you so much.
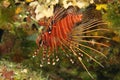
[0,60,48,80]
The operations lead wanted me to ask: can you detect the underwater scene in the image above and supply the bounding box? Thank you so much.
[0,0,120,80]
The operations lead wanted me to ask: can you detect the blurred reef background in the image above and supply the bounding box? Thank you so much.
[0,0,120,80]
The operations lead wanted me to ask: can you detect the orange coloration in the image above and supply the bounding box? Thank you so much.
[35,6,110,79]
[37,14,82,52]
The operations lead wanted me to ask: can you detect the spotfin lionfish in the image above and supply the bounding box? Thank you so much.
[34,4,110,79]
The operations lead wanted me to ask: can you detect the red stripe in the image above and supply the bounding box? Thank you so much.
[39,13,82,52]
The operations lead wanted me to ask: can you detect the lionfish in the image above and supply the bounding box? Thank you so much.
[34,5,110,79]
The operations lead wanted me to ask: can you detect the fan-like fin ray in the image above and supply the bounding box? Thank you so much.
[80,20,107,30]
[73,39,109,47]
[70,46,94,79]
[73,28,109,34]
[72,35,110,40]
[70,40,107,58]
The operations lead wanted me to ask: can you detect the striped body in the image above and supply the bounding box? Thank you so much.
[35,6,109,79]
[39,14,82,51]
